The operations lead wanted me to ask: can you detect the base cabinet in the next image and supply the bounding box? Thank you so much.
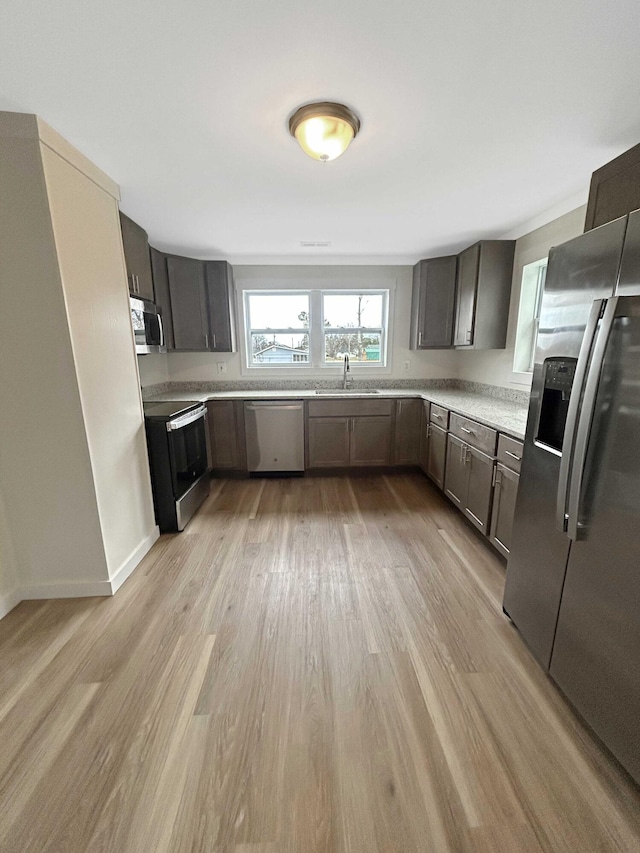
[427,423,447,489]
[394,398,422,465]
[489,462,520,557]
[308,417,351,467]
[351,416,392,466]
[444,434,495,534]
[207,401,247,472]
[418,402,430,472]
[307,412,392,468]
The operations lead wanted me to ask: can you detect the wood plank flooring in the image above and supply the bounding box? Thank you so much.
[0,473,639,852]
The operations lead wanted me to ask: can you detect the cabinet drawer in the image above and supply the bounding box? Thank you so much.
[307,399,394,418]
[429,404,449,428]
[497,434,524,473]
[449,412,497,456]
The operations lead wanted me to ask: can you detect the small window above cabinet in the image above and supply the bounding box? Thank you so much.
[454,240,515,350]
[409,256,457,349]
[120,212,154,302]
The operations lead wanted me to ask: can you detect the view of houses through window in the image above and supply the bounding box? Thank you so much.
[244,290,388,367]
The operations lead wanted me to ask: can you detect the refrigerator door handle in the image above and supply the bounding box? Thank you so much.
[556,299,604,533]
[566,297,619,540]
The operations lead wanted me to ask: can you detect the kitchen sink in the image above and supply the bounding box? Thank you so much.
[315,389,380,394]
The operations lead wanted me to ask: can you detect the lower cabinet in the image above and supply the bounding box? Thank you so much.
[207,401,247,472]
[444,434,495,534]
[418,401,430,472]
[394,398,423,465]
[427,423,447,489]
[489,463,520,558]
[307,399,394,469]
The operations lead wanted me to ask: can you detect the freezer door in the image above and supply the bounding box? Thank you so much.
[503,216,627,669]
[549,295,640,784]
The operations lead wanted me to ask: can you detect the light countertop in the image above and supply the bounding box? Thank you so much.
[146,387,529,440]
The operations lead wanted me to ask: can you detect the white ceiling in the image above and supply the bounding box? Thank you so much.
[2,0,640,263]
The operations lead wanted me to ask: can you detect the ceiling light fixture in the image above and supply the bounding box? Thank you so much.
[289,102,360,162]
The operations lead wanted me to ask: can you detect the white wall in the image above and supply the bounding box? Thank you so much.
[138,353,170,387]
[0,489,19,618]
[161,265,459,384]
[456,205,587,389]
[42,143,158,583]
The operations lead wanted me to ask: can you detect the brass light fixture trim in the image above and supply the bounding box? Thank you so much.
[288,101,361,162]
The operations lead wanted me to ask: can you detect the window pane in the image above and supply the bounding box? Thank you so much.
[323,293,383,328]
[248,294,309,330]
[251,333,309,364]
[324,332,381,363]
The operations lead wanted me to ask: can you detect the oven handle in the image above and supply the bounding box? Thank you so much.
[166,405,207,432]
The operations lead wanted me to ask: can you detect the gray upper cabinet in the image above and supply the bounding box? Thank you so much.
[150,251,238,353]
[584,142,640,232]
[454,240,515,349]
[205,261,237,353]
[410,256,457,349]
[120,212,154,302]
[167,255,209,351]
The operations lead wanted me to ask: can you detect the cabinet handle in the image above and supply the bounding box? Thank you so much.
[492,465,497,486]
[212,333,216,349]
[466,330,472,343]
[460,442,465,464]
[418,332,423,346]
[134,274,139,294]
[204,333,209,349]
[460,426,475,435]
[427,424,431,438]
[466,447,472,464]
[505,450,521,461]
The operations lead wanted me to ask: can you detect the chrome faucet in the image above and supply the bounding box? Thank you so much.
[342,354,351,390]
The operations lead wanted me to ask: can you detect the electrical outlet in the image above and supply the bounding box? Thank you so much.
[403,360,411,372]
[216,362,227,375]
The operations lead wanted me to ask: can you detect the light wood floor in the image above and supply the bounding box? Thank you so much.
[1,474,639,852]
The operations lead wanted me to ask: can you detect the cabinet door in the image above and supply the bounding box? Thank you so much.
[120,212,154,301]
[350,416,392,466]
[464,446,495,534]
[489,463,519,557]
[444,434,468,508]
[411,257,457,349]
[205,261,237,352]
[149,248,174,349]
[394,399,422,465]
[167,256,209,351]
[454,243,479,346]
[207,401,246,470]
[585,142,640,231]
[418,402,430,472]
[308,418,350,467]
[427,423,447,490]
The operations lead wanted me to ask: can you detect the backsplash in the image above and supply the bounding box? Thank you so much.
[142,378,530,404]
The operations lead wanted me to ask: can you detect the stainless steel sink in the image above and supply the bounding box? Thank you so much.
[315,389,380,395]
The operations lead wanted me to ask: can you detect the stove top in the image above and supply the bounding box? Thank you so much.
[142,400,203,421]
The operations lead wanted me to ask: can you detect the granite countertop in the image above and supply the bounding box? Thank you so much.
[146,387,529,440]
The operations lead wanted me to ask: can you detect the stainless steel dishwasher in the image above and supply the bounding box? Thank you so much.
[244,401,305,473]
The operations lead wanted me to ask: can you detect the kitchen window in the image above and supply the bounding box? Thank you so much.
[513,258,547,374]
[244,289,389,368]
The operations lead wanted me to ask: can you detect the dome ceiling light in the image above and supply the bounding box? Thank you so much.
[288,102,361,162]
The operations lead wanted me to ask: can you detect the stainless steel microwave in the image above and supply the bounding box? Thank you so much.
[130,297,166,354]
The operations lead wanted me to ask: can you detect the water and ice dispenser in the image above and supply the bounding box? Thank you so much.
[536,359,577,452]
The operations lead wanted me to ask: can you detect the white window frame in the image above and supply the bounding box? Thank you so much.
[513,258,547,376]
[244,290,313,369]
[242,288,390,370]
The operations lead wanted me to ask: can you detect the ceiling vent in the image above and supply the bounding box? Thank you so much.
[300,241,332,248]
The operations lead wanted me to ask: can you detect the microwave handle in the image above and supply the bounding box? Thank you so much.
[157,312,165,348]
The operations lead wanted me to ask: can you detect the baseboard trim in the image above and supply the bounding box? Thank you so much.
[0,587,22,620]
[109,526,160,594]
[21,579,114,600]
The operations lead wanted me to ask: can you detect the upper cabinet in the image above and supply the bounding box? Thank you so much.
[119,212,154,302]
[410,256,457,349]
[205,261,237,352]
[151,250,238,353]
[584,142,640,232]
[453,240,515,350]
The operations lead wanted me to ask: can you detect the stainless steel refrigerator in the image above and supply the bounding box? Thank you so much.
[504,209,640,785]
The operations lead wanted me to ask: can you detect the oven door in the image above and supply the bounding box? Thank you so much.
[131,297,166,354]
[166,407,208,500]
